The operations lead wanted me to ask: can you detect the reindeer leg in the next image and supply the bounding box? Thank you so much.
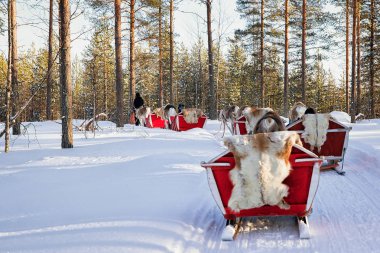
[222,122,226,138]
[226,121,233,135]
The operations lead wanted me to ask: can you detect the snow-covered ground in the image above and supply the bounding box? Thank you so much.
[0,119,380,253]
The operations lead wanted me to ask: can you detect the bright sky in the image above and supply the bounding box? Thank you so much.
[0,0,342,80]
[0,1,240,57]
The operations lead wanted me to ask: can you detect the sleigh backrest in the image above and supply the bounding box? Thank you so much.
[286,118,351,158]
[146,113,167,128]
[170,113,207,131]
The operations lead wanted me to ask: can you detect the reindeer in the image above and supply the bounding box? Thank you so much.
[218,105,240,136]
[289,102,307,124]
[242,107,274,134]
[253,111,286,134]
[135,106,151,127]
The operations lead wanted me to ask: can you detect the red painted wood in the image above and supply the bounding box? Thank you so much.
[146,114,167,129]
[233,116,248,135]
[287,120,348,157]
[171,114,207,131]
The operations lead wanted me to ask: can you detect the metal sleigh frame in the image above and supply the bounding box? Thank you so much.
[201,145,322,240]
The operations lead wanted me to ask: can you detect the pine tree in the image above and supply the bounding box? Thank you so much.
[346,0,350,113]
[301,0,307,104]
[356,0,362,115]
[284,0,289,114]
[351,0,357,122]
[59,0,73,148]
[129,0,136,114]
[158,0,163,107]
[82,19,116,121]
[369,0,375,118]
[169,0,174,105]
[5,0,12,152]
[115,0,124,127]
[10,0,20,135]
[46,0,54,120]
[226,41,247,106]
[206,0,217,119]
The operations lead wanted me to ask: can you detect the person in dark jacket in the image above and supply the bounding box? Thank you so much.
[133,92,144,125]
[178,103,185,113]
[133,92,144,109]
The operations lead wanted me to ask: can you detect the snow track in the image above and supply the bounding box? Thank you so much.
[1,120,380,252]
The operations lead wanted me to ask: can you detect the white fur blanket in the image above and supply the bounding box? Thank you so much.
[182,108,203,124]
[224,131,301,212]
[301,113,330,152]
[153,105,177,121]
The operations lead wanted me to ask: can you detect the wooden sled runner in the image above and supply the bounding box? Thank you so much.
[170,113,207,131]
[286,118,351,175]
[201,145,322,240]
[145,113,167,129]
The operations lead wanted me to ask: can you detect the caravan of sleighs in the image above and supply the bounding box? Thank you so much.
[134,101,351,240]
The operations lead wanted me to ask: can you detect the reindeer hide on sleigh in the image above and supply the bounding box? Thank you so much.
[182,108,203,124]
[224,131,302,212]
[301,113,330,152]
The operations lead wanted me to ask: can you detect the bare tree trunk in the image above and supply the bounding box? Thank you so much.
[356,0,361,115]
[158,0,163,107]
[46,0,53,120]
[115,0,124,127]
[369,0,375,118]
[345,0,349,113]
[129,0,136,112]
[5,0,13,152]
[59,0,73,148]
[215,0,222,111]
[169,0,174,105]
[301,0,307,104]
[284,0,289,115]
[197,41,202,108]
[260,0,265,107]
[215,44,220,110]
[206,0,216,119]
[10,0,20,135]
[103,56,107,114]
[351,0,357,123]
[92,67,96,135]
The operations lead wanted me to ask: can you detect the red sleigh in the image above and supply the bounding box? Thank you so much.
[286,118,351,174]
[201,144,322,240]
[233,115,248,135]
[145,113,167,129]
[170,113,207,131]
